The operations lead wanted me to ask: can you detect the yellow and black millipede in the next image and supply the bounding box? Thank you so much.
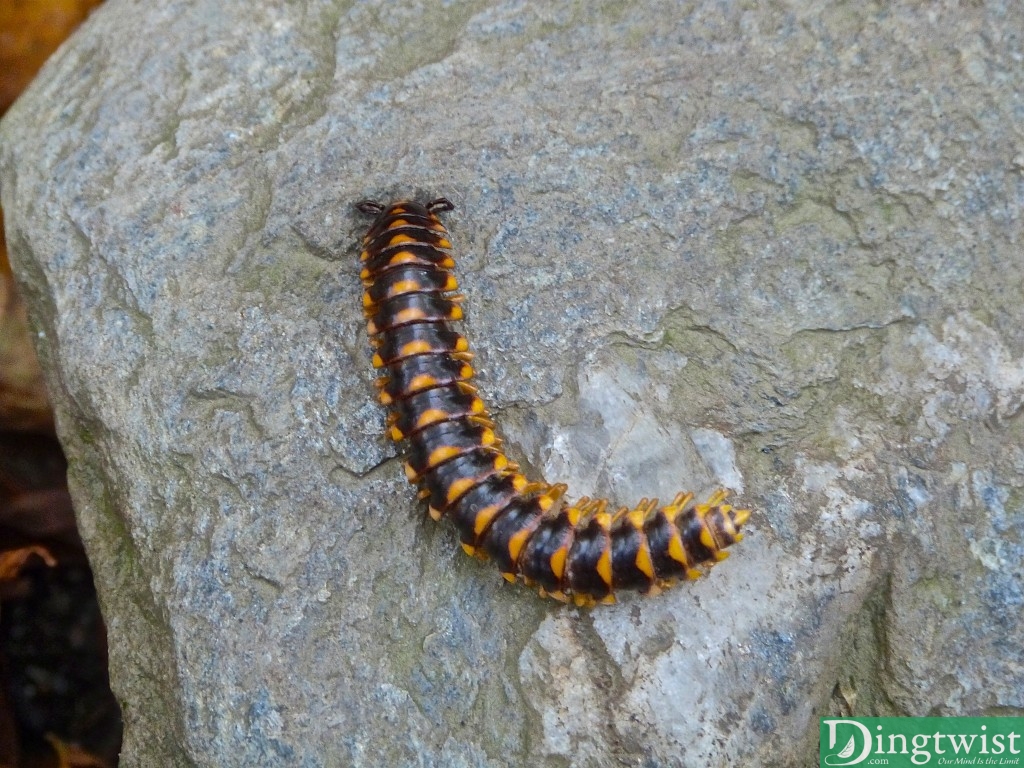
[355,197,750,606]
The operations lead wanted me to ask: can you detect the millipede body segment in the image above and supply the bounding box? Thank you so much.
[355,197,750,605]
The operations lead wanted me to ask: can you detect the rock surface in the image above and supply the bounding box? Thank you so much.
[2,0,1022,765]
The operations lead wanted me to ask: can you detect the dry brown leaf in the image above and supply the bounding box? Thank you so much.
[0,0,105,115]
[0,546,58,582]
[45,733,112,768]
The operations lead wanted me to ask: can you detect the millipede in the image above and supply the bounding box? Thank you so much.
[355,196,750,606]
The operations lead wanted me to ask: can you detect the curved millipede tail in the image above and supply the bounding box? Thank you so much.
[355,197,750,606]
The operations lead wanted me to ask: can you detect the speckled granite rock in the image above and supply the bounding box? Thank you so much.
[2,0,1022,765]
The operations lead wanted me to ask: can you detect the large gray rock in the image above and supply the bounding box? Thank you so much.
[2,0,1022,765]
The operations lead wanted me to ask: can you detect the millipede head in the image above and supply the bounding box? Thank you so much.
[355,199,385,216]
[427,197,455,213]
[355,197,454,217]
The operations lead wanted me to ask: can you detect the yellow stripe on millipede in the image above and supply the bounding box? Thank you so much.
[473,504,503,536]
[596,546,613,588]
[635,541,655,580]
[399,340,433,357]
[415,408,450,429]
[388,279,423,296]
[700,525,719,552]
[388,251,421,267]
[550,545,568,580]
[408,374,439,392]
[394,307,427,324]
[507,523,534,565]
[667,529,689,568]
[446,477,476,504]
[427,445,462,468]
